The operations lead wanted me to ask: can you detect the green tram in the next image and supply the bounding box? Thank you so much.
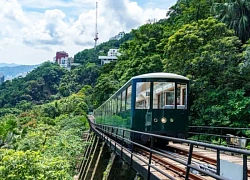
[94,73,189,145]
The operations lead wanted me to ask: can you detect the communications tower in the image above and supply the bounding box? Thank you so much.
[94,2,98,50]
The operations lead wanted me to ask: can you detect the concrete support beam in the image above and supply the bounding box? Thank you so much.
[77,132,137,180]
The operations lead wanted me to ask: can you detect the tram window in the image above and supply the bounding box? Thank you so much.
[136,82,150,109]
[106,104,109,115]
[101,107,104,116]
[107,103,109,115]
[114,98,117,114]
[177,83,187,109]
[153,82,175,109]
[104,105,106,115]
[112,99,115,114]
[126,85,132,110]
[107,102,109,115]
[109,101,112,115]
[117,94,121,113]
[121,90,126,111]
[106,102,109,115]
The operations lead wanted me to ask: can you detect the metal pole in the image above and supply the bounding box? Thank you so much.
[121,130,125,159]
[114,128,118,154]
[185,144,193,180]
[110,127,112,147]
[217,149,220,176]
[147,136,154,180]
[219,129,222,145]
[243,154,247,180]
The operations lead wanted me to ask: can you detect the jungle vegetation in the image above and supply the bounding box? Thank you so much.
[0,0,250,178]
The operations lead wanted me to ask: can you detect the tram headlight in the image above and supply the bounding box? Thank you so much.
[170,118,174,123]
[161,117,167,123]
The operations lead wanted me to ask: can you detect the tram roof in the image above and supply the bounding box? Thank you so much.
[132,73,189,81]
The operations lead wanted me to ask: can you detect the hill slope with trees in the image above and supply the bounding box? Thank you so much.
[0,0,250,178]
[89,0,250,130]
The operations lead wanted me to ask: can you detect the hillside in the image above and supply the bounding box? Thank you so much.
[0,62,66,108]
[0,63,20,67]
[0,0,249,129]
[0,64,39,78]
[0,0,250,179]
[88,1,250,130]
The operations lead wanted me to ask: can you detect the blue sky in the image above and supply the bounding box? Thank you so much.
[0,0,177,65]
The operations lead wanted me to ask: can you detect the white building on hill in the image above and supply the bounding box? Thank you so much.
[99,49,121,65]
[109,32,125,41]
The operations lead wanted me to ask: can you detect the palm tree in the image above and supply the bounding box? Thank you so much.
[212,0,250,43]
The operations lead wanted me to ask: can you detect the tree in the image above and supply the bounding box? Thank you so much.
[164,17,249,126]
[0,149,71,179]
[0,115,20,149]
[212,0,250,43]
[0,62,66,108]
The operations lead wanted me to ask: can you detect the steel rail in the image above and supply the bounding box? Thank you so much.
[168,145,250,177]
[138,148,206,180]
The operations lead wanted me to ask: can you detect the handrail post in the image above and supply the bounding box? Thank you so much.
[121,129,125,159]
[101,125,103,140]
[110,127,113,147]
[114,128,118,154]
[104,126,107,143]
[219,129,222,145]
[147,136,154,180]
[185,143,193,180]
[243,154,247,180]
[130,132,134,167]
[216,149,220,176]
[197,127,200,147]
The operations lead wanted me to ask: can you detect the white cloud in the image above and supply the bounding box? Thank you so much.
[18,0,93,9]
[0,0,28,26]
[22,9,68,46]
[0,0,176,65]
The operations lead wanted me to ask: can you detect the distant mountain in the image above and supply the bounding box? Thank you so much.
[0,65,39,78]
[0,63,20,67]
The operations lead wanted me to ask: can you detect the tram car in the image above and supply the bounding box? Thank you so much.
[94,73,189,145]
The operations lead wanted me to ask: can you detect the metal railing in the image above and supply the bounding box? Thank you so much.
[189,126,250,149]
[88,119,250,180]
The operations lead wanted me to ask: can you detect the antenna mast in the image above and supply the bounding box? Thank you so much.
[94,2,98,50]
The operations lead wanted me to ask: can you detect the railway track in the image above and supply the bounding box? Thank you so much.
[155,148,217,174]
[135,142,250,180]
[167,143,250,177]
[136,148,208,180]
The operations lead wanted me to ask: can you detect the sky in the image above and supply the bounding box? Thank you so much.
[0,0,177,65]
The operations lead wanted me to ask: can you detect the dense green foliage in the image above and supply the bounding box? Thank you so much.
[90,0,250,135]
[0,62,66,108]
[0,92,89,179]
[164,17,250,126]
[0,61,100,108]
[59,63,100,97]
[212,0,250,43]
[1,0,250,178]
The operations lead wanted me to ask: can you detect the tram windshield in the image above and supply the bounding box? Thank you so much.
[153,82,187,109]
[135,81,187,110]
